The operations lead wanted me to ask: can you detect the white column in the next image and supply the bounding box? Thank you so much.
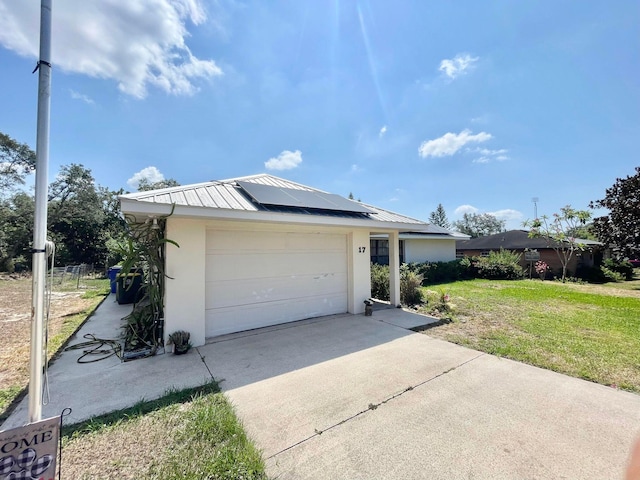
[347,230,371,314]
[389,231,401,307]
[164,218,206,347]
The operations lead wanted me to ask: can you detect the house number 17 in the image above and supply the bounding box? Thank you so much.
[358,247,366,253]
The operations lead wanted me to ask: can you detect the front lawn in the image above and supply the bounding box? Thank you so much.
[419,279,640,392]
[61,382,266,479]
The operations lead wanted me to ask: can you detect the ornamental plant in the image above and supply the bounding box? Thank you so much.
[534,260,549,280]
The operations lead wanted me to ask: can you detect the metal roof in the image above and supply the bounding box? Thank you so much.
[119,174,428,228]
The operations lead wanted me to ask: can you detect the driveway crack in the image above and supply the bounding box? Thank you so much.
[267,352,485,460]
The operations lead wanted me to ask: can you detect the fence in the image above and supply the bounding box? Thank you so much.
[49,264,96,288]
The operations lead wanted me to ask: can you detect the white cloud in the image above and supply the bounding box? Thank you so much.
[472,157,489,164]
[477,148,507,156]
[379,125,387,138]
[454,205,479,216]
[488,209,524,222]
[439,54,479,79]
[69,89,95,105]
[418,129,492,158]
[265,150,303,171]
[350,164,361,173]
[471,147,510,164]
[127,166,165,189]
[0,0,222,99]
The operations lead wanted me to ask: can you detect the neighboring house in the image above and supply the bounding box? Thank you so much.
[371,227,470,265]
[119,174,432,347]
[456,230,604,276]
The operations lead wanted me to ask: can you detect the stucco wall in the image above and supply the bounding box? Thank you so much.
[348,229,372,314]
[164,218,206,348]
[404,238,457,263]
[164,218,373,346]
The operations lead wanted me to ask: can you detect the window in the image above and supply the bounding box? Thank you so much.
[370,239,404,265]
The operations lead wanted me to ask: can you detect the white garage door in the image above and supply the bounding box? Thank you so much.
[205,230,348,337]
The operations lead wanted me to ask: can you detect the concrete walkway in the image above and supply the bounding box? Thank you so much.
[3,294,640,479]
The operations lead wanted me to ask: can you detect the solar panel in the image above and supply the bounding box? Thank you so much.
[237,181,374,214]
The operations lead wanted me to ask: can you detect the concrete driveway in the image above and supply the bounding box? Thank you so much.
[3,298,639,479]
[200,312,640,480]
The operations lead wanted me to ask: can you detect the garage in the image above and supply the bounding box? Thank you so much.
[119,173,432,347]
[205,229,348,337]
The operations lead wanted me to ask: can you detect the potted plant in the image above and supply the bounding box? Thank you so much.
[168,330,191,355]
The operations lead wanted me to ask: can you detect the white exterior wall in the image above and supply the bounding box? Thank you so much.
[404,238,456,263]
[163,218,375,346]
[164,218,206,348]
[348,229,371,314]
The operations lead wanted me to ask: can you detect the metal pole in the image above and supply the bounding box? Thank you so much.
[29,0,52,424]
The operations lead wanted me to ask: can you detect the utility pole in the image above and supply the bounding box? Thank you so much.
[29,0,53,423]
[532,197,539,220]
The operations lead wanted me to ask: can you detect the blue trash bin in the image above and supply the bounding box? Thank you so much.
[108,266,122,294]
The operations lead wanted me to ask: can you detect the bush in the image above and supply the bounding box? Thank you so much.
[600,266,625,283]
[603,258,634,281]
[370,263,424,306]
[471,249,524,280]
[406,260,469,285]
[370,263,390,301]
[576,265,608,283]
[400,264,423,306]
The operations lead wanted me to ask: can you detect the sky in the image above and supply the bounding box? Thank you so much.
[0,0,638,230]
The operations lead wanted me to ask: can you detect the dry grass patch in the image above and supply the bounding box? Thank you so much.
[0,275,109,419]
[62,405,183,479]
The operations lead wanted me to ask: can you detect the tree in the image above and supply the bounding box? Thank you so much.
[0,192,35,271]
[428,203,450,229]
[523,205,591,282]
[452,213,505,238]
[138,178,180,191]
[48,164,125,266]
[566,222,597,241]
[0,132,36,192]
[0,162,128,272]
[590,167,640,258]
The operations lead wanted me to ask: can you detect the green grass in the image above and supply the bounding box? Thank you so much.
[63,382,267,479]
[0,386,23,415]
[420,279,640,392]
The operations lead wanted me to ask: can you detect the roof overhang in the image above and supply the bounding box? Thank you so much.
[119,197,432,233]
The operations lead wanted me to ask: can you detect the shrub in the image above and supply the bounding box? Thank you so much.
[472,249,524,280]
[603,258,634,281]
[576,265,607,283]
[370,263,390,301]
[407,260,469,285]
[400,264,423,306]
[370,263,424,305]
[600,266,625,283]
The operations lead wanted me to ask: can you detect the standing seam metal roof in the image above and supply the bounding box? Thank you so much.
[119,174,427,225]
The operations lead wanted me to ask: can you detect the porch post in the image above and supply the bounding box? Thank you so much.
[389,231,401,307]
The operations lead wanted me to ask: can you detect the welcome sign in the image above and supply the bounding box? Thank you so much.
[0,417,59,480]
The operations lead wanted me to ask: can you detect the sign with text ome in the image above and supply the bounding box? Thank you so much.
[0,416,59,480]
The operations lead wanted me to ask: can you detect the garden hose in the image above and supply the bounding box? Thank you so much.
[64,333,124,363]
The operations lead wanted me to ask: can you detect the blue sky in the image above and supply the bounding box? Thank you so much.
[0,1,638,229]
